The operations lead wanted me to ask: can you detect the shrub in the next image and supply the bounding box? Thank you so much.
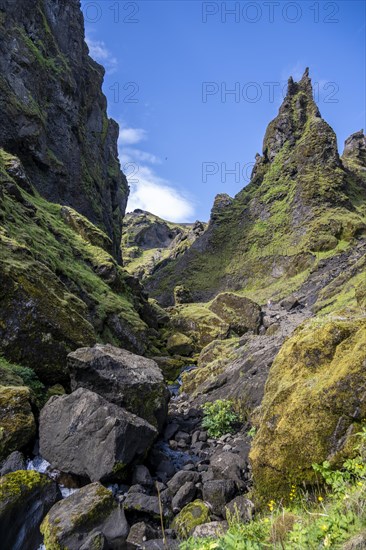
[201,399,239,438]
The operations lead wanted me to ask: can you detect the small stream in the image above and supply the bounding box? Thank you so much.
[168,364,197,396]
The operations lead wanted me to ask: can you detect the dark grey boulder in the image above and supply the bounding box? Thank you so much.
[39,388,157,481]
[41,482,129,550]
[172,481,197,512]
[0,451,26,476]
[0,470,61,550]
[68,344,169,431]
[132,465,154,488]
[224,495,255,522]
[123,492,171,519]
[167,470,200,495]
[210,452,246,488]
[127,522,158,546]
[202,480,236,516]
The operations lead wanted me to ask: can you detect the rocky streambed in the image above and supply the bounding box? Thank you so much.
[0,344,253,550]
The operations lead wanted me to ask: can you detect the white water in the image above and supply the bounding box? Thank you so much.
[27,455,79,498]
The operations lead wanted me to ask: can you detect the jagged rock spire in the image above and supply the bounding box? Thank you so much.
[262,68,322,162]
[342,130,366,167]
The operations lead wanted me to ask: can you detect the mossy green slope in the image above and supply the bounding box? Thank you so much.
[0,150,157,385]
[146,69,366,308]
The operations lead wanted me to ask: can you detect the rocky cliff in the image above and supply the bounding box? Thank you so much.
[0,0,127,260]
[0,0,163,385]
[122,209,206,281]
[147,69,366,309]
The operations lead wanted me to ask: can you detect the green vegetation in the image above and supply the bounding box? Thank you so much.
[181,429,366,549]
[0,149,151,385]
[202,399,240,438]
[0,356,45,406]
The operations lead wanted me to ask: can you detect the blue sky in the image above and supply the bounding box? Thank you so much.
[81,0,366,222]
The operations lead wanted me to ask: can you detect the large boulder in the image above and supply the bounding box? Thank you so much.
[39,388,157,481]
[0,470,61,550]
[250,318,366,502]
[41,482,129,550]
[0,385,36,461]
[68,344,169,431]
[208,292,262,335]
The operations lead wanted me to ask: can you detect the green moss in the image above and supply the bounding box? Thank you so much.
[250,317,366,504]
[166,332,193,356]
[170,303,230,351]
[182,338,240,394]
[0,150,152,382]
[172,500,210,538]
[0,470,49,506]
[0,385,36,460]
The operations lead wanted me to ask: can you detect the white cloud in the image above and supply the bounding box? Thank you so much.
[125,165,194,222]
[118,128,147,145]
[120,147,161,165]
[86,36,118,75]
[118,126,195,221]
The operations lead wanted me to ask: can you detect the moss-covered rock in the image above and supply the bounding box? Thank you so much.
[250,317,366,503]
[0,470,60,550]
[0,385,36,460]
[60,206,113,255]
[172,499,211,538]
[170,304,230,352]
[208,292,262,335]
[166,332,193,356]
[41,482,129,550]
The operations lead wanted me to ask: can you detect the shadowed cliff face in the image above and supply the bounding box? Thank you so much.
[0,0,128,260]
[146,69,366,306]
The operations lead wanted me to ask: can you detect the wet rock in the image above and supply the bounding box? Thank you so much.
[202,480,236,516]
[39,388,157,481]
[0,470,61,550]
[68,344,169,431]
[41,482,128,550]
[164,422,180,440]
[172,481,197,512]
[0,451,26,476]
[0,386,36,461]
